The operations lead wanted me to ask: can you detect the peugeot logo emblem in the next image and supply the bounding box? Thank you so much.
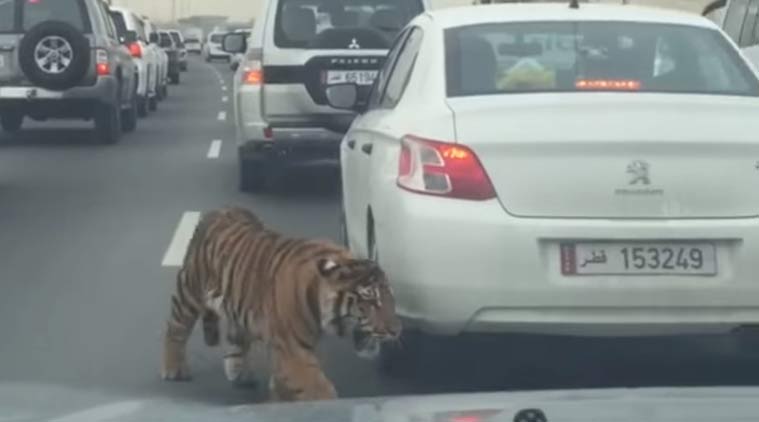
[348,38,360,49]
[627,160,650,185]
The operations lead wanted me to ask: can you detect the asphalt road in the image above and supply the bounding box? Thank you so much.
[2,57,759,407]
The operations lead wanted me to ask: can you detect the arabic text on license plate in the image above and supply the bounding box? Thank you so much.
[560,242,717,276]
[326,70,377,86]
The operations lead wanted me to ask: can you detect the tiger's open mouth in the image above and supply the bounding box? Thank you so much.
[352,329,382,360]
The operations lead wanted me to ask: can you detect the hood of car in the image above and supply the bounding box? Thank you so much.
[3,383,759,422]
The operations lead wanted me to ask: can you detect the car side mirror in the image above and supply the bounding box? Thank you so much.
[149,32,158,44]
[223,33,247,54]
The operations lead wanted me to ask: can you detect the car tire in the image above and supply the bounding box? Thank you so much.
[137,95,148,117]
[170,72,180,85]
[239,155,267,193]
[1,112,24,133]
[121,91,138,133]
[94,101,121,145]
[18,21,90,91]
[148,95,158,111]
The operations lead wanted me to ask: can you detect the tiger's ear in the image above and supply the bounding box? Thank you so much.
[317,258,340,277]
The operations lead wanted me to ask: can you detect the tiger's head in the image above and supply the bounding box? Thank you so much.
[317,257,401,360]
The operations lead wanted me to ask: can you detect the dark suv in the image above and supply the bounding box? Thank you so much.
[0,0,139,144]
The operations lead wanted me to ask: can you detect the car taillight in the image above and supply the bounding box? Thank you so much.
[397,135,496,200]
[241,60,263,85]
[128,42,142,58]
[95,49,110,76]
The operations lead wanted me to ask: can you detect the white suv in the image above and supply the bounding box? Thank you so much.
[226,0,428,191]
[204,31,231,62]
[109,6,160,116]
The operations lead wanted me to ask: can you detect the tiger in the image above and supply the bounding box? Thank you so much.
[160,206,401,401]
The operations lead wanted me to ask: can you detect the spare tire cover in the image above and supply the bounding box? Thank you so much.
[19,21,90,91]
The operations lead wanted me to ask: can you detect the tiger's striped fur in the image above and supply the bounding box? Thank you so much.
[160,207,401,401]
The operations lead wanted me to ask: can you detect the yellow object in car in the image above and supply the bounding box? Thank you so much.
[498,59,557,91]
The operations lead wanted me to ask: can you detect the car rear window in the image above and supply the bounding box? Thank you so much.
[22,0,89,32]
[110,11,127,38]
[445,21,759,97]
[0,0,15,32]
[169,31,184,46]
[159,32,173,47]
[274,0,423,49]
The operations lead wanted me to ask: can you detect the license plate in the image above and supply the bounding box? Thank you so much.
[560,242,717,276]
[326,70,377,85]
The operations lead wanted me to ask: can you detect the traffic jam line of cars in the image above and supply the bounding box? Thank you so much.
[0,0,185,144]
[213,0,759,374]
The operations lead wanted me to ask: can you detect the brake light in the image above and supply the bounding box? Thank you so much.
[95,49,110,76]
[128,42,142,58]
[241,60,263,85]
[575,79,640,90]
[397,135,496,200]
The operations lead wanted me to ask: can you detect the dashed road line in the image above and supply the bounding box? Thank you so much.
[161,212,201,267]
[222,96,228,103]
[217,111,227,121]
[207,139,222,159]
[221,86,227,91]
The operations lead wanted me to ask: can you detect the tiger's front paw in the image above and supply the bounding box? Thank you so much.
[160,361,193,381]
[224,356,257,388]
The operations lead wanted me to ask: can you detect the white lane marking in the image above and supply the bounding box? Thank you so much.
[207,139,222,159]
[222,96,228,103]
[162,211,201,267]
[218,111,227,121]
[221,86,227,91]
[48,401,144,422]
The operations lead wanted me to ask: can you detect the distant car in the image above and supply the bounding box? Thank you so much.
[225,0,429,191]
[143,17,169,101]
[0,0,139,143]
[158,31,182,85]
[204,31,231,62]
[329,3,759,371]
[168,30,188,71]
[184,37,202,54]
[110,6,162,116]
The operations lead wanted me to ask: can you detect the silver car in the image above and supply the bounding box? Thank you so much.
[0,0,139,144]
[225,0,429,192]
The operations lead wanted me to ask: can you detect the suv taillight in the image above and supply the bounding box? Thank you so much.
[95,49,110,76]
[128,42,142,58]
[397,135,496,200]
[241,60,263,85]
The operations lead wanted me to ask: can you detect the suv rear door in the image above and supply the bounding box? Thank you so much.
[0,0,94,86]
[261,0,426,126]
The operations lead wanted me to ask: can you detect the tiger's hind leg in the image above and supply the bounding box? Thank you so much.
[202,311,220,346]
[161,268,201,381]
[224,321,257,387]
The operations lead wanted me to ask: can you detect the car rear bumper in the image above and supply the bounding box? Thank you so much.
[0,77,118,117]
[373,190,759,337]
[239,131,342,164]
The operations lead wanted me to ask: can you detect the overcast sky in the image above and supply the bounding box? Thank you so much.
[109,0,709,23]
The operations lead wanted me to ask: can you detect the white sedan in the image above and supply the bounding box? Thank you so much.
[328,3,759,367]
